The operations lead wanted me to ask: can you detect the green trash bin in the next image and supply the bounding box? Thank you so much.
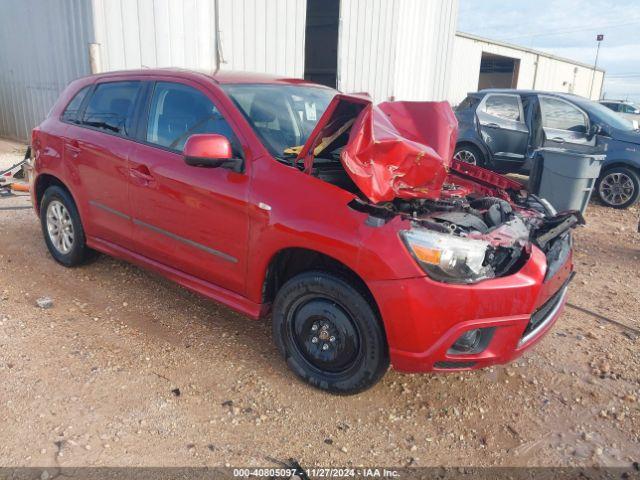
[529,148,606,214]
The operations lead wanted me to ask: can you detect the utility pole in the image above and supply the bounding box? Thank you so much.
[590,34,604,99]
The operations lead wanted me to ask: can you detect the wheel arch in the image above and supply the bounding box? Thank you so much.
[261,247,381,319]
[34,173,75,215]
[599,161,640,176]
[455,139,491,163]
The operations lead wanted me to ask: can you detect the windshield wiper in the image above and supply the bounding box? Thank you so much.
[84,121,120,133]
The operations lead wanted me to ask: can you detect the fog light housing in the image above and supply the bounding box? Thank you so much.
[447,327,494,354]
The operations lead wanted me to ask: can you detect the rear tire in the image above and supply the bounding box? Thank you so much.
[272,271,389,395]
[40,186,94,267]
[595,166,639,209]
[454,144,485,167]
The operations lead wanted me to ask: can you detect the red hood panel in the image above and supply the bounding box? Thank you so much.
[341,101,458,203]
[297,96,517,203]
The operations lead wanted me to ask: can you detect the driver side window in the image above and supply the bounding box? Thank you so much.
[146,82,237,153]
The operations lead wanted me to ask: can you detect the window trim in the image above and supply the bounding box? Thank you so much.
[56,76,248,169]
[538,94,590,133]
[478,93,525,124]
[74,80,147,140]
[59,84,96,126]
[137,80,245,160]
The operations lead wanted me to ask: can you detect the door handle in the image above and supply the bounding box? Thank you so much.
[550,137,566,143]
[66,139,81,157]
[485,122,501,128]
[129,163,154,184]
[130,163,152,177]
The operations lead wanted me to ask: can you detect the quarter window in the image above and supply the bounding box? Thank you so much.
[61,86,91,124]
[82,81,143,136]
[146,82,237,152]
[540,97,587,133]
[483,95,521,121]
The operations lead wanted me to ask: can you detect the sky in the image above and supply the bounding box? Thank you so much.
[457,0,640,103]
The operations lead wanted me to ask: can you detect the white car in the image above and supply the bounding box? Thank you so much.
[600,100,640,128]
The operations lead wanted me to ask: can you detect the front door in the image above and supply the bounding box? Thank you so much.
[477,93,529,169]
[129,80,250,295]
[538,95,593,150]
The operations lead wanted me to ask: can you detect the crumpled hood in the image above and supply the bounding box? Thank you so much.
[298,95,459,203]
[342,101,458,203]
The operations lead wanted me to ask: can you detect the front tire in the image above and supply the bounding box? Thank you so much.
[272,271,389,395]
[40,186,94,266]
[454,144,485,166]
[596,166,640,209]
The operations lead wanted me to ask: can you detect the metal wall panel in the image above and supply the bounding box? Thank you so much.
[337,0,399,102]
[392,0,458,102]
[90,0,219,70]
[338,0,459,103]
[449,33,605,105]
[92,0,306,75]
[0,0,307,141]
[0,0,94,141]
[216,0,306,76]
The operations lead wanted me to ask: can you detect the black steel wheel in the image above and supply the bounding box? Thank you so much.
[272,271,389,394]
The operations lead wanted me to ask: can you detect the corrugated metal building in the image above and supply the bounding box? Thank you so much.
[449,32,605,106]
[0,0,459,142]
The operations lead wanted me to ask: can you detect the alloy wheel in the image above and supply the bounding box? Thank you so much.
[454,149,477,165]
[599,172,635,206]
[46,200,75,254]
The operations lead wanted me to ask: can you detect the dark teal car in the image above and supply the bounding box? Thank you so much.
[455,89,640,209]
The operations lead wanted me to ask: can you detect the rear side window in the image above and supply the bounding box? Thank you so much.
[540,97,587,133]
[61,86,91,124]
[483,94,521,121]
[82,81,143,136]
[146,82,237,152]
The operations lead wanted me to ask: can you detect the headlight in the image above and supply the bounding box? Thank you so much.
[400,229,494,284]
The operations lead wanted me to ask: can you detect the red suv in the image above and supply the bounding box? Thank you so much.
[31,69,578,394]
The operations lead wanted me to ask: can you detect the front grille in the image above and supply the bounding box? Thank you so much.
[519,281,570,346]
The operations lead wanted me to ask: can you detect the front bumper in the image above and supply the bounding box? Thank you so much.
[369,243,573,373]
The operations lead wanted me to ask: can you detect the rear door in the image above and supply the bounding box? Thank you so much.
[66,80,146,247]
[476,93,529,168]
[128,79,250,295]
[539,95,592,149]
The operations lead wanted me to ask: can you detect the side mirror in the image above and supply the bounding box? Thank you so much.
[183,134,242,171]
[586,123,601,140]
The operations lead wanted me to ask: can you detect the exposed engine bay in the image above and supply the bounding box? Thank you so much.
[294,94,582,283]
[350,179,581,281]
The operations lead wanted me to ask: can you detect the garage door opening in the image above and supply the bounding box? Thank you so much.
[478,52,520,90]
[304,0,339,88]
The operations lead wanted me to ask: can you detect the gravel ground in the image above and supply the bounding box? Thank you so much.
[0,141,638,468]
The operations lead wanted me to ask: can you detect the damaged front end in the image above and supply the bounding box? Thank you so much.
[299,94,582,284]
[353,187,582,284]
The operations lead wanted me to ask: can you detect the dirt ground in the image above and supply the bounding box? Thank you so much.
[1,140,639,468]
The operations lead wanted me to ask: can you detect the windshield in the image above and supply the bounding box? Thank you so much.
[583,99,636,131]
[221,84,337,158]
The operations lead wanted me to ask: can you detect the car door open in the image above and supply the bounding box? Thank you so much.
[476,93,529,169]
[539,95,593,150]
